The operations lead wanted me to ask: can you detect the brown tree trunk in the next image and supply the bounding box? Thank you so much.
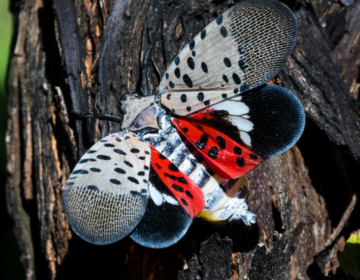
[5,0,360,279]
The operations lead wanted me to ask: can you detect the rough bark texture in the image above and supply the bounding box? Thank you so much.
[5,0,360,279]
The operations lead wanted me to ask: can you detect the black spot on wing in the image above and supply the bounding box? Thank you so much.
[216,15,223,25]
[222,93,227,99]
[159,154,166,159]
[224,58,231,67]
[165,73,169,79]
[216,136,226,150]
[79,158,96,163]
[114,149,126,155]
[204,100,210,106]
[187,57,195,70]
[234,88,239,95]
[104,143,115,147]
[166,94,171,100]
[110,179,121,185]
[181,198,188,206]
[201,62,208,73]
[186,106,191,112]
[175,68,181,78]
[168,163,179,172]
[164,172,177,181]
[232,73,241,85]
[189,39,195,50]
[138,171,145,176]
[223,75,228,83]
[208,146,218,159]
[201,29,206,40]
[100,139,107,142]
[197,92,204,102]
[178,177,187,184]
[114,168,126,174]
[175,56,180,65]
[116,138,121,142]
[130,148,140,153]
[139,156,145,160]
[172,184,184,192]
[236,157,245,167]
[90,168,101,172]
[73,169,89,175]
[87,150,96,154]
[169,81,175,88]
[181,94,187,103]
[185,190,193,199]
[128,177,139,184]
[220,26,227,37]
[97,155,111,160]
[124,161,133,167]
[183,75,192,88]
[234,147,242,155]
[66,182,74,186]
[195,134,208,150]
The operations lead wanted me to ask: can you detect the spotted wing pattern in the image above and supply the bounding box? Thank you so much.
[150,146,205,217]
[160,0,297,116]
[63,133,151,245]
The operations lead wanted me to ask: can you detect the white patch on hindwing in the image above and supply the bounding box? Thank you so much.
[148,182,179,206]
[149,183,163,206]
[210,96,254,135]
[240,131,251,146]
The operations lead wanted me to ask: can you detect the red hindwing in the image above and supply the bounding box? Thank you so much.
[150,146,205,217]
[172,116,262,179]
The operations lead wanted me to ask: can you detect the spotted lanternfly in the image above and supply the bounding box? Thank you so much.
[63,0,305,249]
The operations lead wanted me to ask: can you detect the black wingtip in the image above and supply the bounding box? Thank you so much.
[229,0,297,92]
[130,197,193,249]
[243,85,305,158]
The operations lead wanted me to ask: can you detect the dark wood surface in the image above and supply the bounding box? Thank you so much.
[5,0,360,279]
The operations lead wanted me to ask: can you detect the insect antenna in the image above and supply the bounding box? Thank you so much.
[71,111,123,124]
[142,28,153,97]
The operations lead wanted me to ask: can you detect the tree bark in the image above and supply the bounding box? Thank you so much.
[5,0,360,279]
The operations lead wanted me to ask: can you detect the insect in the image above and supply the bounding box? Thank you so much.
[63,0,305,248]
